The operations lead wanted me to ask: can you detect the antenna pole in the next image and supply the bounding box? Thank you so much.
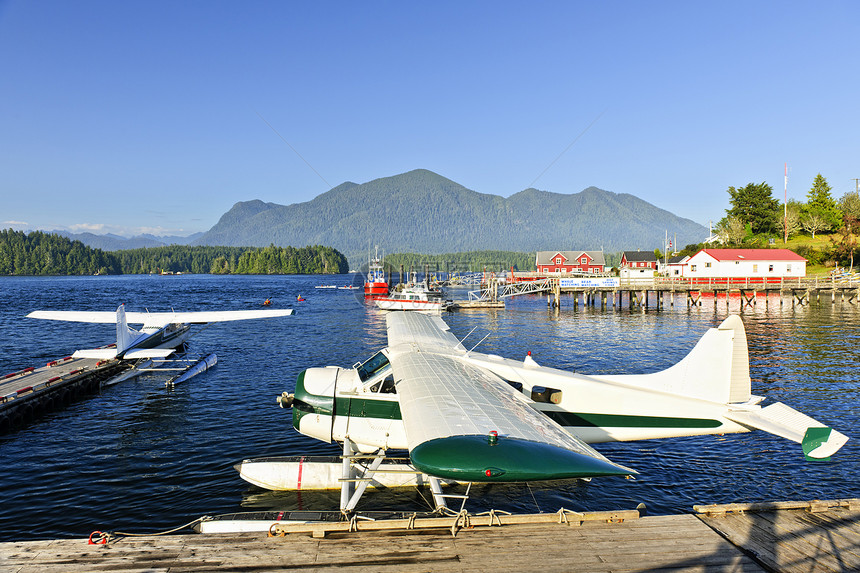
[784,163,788,244]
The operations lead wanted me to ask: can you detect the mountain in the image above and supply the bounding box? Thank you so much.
[193,169,708,266]
[52,231,204,251]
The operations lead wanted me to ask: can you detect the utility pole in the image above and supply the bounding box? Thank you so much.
[853,178,859,194]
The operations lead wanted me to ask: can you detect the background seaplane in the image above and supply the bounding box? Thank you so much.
[27,304,294,360]
[236,311,848,520]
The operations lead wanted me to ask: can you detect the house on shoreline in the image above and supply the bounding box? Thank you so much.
[535,251,606,274]
[620,251,658,278]
[675,249,807,279]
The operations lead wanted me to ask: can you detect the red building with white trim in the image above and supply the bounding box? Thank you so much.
[535,251,606,274]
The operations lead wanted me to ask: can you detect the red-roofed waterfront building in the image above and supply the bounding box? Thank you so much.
[535,251,606,274]
[681,249,806,279]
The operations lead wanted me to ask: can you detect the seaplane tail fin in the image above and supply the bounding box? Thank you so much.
[116,304,136,355]
[649,315,751,404]
[726,403,849,459]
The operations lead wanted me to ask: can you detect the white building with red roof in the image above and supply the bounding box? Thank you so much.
[681,249,806,279]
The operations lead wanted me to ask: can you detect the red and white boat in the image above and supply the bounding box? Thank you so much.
[364,247,389,296]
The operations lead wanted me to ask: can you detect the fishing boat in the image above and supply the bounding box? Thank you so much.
[364,247,388,296]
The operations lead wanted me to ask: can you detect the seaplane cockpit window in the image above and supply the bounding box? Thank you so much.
[369,373,396,394]
[356,351,390,382]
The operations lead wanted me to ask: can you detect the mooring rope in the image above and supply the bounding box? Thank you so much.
[89,516,210,544]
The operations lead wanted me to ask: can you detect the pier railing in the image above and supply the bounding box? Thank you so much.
[508,274,860,291]
[464,274,860,304]
[614,276,860,290]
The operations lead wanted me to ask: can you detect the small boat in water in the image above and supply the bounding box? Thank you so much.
[374,287,447,311]
[314,285,337,289]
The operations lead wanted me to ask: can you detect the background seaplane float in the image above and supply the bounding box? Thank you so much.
[217,312,848,534]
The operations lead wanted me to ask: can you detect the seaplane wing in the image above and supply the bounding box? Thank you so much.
[385,312,635,481]
[386,312,464,351]
[126,309,294,325]
[28,309,294,326]
[27,310,123,324]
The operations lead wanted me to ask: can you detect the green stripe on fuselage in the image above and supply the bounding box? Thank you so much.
[301,392,716,430]
[543,410,722,429]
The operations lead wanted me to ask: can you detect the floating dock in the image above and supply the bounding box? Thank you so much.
[0,356,131,433]
[1,499,857,572]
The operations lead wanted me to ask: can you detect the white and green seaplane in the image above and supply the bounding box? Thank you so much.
[223,311,847,533]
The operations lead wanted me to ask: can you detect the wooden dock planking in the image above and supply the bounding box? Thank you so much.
[0,512,764,573]
[697,502,860,573]
[4,501,859,572]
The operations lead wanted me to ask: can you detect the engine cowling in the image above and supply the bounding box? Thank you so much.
[292,368,338,443]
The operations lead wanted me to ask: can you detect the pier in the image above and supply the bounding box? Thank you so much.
[0,356,131,433]
[466,275,860,310]
[1,499,857,571]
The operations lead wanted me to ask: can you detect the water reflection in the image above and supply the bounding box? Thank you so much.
[0,275,858,541]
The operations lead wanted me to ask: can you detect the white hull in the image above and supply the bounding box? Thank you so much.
[375,300,443,311]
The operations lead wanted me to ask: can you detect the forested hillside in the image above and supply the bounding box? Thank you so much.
[193,169,707,266]
[0,230,120,275]
[0,230,347,275]
[383,251,535,273]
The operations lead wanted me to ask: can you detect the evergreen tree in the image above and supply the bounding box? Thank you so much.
[726,182,780,235]
[805,173,842,230]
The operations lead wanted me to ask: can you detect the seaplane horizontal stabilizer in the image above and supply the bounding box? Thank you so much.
[122,348,176,359]
[725,402,849,459]
[71,349,119,360]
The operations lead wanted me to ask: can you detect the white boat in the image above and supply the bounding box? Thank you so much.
[374,287,447,311]
[315,285,337,289]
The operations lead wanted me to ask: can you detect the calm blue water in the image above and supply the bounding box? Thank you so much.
[0,274,858,541]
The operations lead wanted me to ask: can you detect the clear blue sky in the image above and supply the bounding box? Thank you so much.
[1,1,858,237]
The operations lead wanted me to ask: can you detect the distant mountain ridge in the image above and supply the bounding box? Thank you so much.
[193,169,707,266]
[53,231,204,251]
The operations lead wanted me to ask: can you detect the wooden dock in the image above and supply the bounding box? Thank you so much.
[0,356,131,433]
[2,499,857,572]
